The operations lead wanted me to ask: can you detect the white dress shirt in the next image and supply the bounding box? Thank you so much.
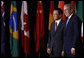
[55,19,61,26]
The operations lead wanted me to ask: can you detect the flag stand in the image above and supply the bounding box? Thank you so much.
[25,54,27,57]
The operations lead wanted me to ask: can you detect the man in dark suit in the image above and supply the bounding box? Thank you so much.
[62,4,82,57]
[47,8,65,57]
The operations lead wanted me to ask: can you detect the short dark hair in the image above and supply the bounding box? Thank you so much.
[54,8,63,15]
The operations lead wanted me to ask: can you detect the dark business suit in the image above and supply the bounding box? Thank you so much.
[63,14,82,57]
[48,19,65,57]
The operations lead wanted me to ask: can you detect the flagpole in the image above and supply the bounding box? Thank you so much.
[25,54,27,57]
[39,9,40,57]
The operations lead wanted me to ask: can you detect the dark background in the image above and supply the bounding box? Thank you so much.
[1,1,82,57]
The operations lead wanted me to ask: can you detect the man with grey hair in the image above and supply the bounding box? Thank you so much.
[61,4,82,57]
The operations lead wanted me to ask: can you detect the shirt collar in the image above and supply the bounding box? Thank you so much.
[55,19,61,26]
[55,19,61,23]
[68,13,73,19]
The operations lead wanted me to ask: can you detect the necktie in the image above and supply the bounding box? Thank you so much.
[55,22,57,31]
[66,18,69,27]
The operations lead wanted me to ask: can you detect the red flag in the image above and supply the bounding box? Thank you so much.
[71,1,76,14]
[47,1,54,49]
[34,1,45,53]
[58,1,66,21]
[48,1,54,31]
[21,1,30,55]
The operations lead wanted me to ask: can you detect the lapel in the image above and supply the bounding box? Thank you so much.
[53,20,63,36]
[66,14,74,29]
[52,22,55,34]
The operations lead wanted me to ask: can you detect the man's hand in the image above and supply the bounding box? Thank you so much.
[71,48,75,55]
[61,51,65,56]
[47,48,51,54]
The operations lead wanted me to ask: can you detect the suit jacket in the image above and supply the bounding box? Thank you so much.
[48,19,65,57]
[63,14,82,57]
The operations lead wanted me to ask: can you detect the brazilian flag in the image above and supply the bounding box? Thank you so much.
[9,1,19,57]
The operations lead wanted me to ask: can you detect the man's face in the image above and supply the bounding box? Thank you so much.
[53,10,60,20]
[64,6,72,17]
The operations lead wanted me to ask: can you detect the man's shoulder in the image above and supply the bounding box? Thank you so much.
[72,14,79,20]
[72,14,81,22]
[70,14,82,26]
[51,21,55,25]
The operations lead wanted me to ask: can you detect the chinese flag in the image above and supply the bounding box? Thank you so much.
[34,1,45,53]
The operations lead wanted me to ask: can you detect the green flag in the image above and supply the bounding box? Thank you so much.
[9,1,19,57]
[77,1,83,22]
[77,1,83,42]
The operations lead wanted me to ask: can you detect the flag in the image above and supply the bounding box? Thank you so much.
[77,1,83,22]
[48,1,54,31]
[34,1,45,53]
[77,1,83,42]
[81,23,83,42]
[71,1,76,14]
[9,1,19,57]
[47,1,54,50]
[58,1,66,21]
[21,1,30,55]
[21,1,24,47]
[1,1,5,55]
